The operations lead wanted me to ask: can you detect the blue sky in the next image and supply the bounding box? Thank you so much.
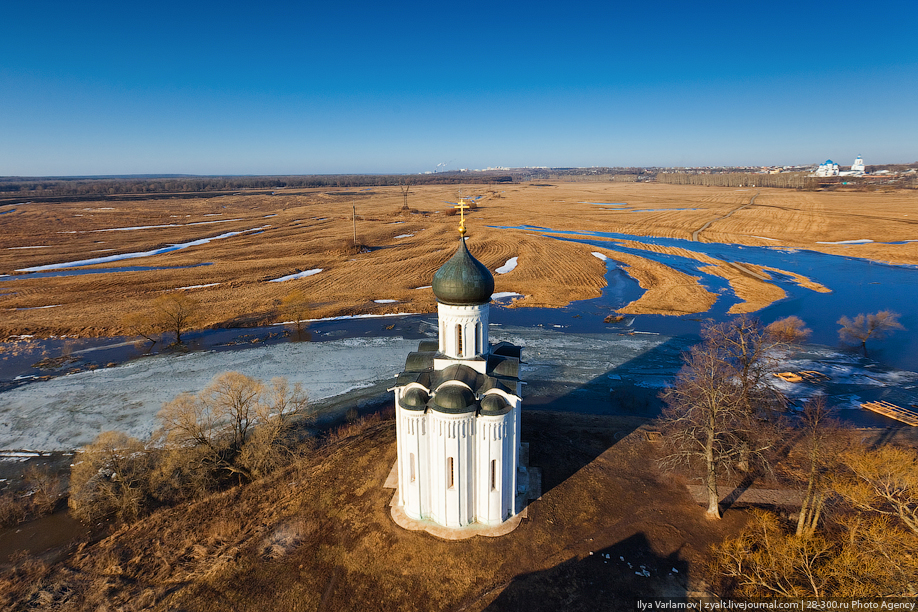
[2,0,915,176]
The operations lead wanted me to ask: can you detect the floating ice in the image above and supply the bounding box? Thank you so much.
[591,252,609,261]
[269,269,322,282]
[496,257,518,274]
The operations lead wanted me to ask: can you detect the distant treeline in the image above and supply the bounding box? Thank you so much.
[657,171,917,190]
[656,172,814,189]
[0,172,517,199]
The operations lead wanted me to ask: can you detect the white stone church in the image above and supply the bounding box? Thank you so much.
[391,204,524,529]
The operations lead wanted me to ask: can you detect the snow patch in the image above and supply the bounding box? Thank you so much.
[495,257,518,274]
[169,283,220,291]
[269,269,322,282]
[394,234,414,239]
[374,299,398,303]
[16,227,264,272]
[492,292,522,299]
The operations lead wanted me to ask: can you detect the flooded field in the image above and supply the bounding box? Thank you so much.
[3,183,918,452]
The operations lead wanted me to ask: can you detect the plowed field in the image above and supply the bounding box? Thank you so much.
[1,182,916,337]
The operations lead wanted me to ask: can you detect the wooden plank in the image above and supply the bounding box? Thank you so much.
[861,401,918,426]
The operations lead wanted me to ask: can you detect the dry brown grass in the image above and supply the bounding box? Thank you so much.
[2,183,917,338]
[0,412,745,611]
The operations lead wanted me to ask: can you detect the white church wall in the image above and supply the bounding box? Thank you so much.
[475,413,516,524]
[428,411,476,527]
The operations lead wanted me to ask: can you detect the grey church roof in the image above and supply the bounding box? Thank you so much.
[396,340,521,415]
[431,237,495,306]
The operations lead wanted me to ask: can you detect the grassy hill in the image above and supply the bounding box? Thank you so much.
[2,412,746,611]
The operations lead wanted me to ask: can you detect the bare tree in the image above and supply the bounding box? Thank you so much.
[659,339,778,519]
[715,509,837,597]
[152,293,200,346]
[792,397,844,537]
[280,289,311,340]
[702,315,787,416]
[158,372,309,482]
[69,431,151,523]
[831,444,918,536]
[837,310,905,356]
[122,309,160,347]
[766,315,811,344]
[714,507,918,598]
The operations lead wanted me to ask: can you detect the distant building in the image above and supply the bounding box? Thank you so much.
[839,155,866,177]
[851,155,865,174]
[814,160,840,177]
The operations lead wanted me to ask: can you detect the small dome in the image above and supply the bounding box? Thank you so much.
[432,385,476,413]
[479,394,510,416]
[399,387,429,411]
[432,238,494,306]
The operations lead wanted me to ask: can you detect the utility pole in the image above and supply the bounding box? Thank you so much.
[352,204,357,248]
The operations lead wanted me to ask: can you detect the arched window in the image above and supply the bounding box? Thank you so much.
[456,325,463,356]
[490,459,498,491]
[447,457,455,489]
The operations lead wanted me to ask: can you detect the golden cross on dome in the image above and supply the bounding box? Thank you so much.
[454,199,470,236]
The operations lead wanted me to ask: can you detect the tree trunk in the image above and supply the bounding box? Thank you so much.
[705,429,721,519]
[797,478,816,536]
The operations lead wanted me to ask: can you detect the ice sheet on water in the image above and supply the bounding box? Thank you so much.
[0,336,422,451]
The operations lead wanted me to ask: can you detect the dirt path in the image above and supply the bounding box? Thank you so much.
[692,191,759,242]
